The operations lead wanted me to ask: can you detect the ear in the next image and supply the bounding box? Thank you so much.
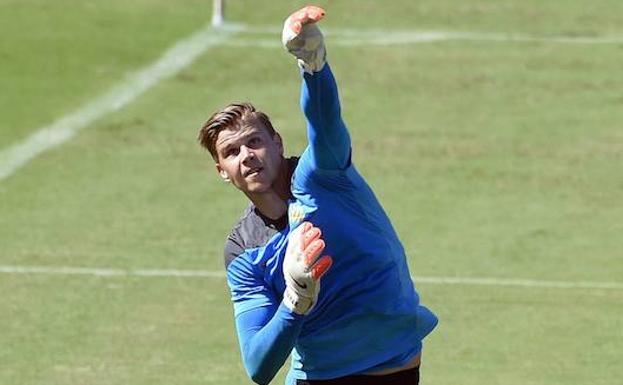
[215,163,230,182]
[272,132,284,156]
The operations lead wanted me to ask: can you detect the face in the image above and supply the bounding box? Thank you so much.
[214,121,284,196]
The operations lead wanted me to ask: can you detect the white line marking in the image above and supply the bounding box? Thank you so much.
[1,265,621,290]
[0,265,225,278]
[414,275,623,290]
[0,23,242,182]
[241,26,623,45]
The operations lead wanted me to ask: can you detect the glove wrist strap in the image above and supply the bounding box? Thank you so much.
[283,286,315,315]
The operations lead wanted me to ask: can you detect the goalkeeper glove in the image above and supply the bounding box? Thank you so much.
[282,222,333,315]
[282,5,327,74]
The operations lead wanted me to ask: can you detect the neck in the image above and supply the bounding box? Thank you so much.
[247,158,291,220]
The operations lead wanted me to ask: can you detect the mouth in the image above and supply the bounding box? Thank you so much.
[244,167,263,178]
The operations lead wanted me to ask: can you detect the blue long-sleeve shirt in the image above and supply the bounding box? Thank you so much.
[225,64,438,384]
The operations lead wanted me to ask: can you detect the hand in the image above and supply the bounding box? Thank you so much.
[282,5,327,74]
[282,222,332,315]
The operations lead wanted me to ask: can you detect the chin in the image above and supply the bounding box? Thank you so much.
[245,182,272,194]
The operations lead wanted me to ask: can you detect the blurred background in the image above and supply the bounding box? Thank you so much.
[1,1,621,384]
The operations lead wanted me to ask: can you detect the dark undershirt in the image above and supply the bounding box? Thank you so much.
[223,157,298,268]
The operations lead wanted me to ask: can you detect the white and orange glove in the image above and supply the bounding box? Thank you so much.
[282,5,327,74]
[282,222,333,315]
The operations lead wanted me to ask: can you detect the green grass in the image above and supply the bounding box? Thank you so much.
[0,0,211,146]
[1,1,622,384]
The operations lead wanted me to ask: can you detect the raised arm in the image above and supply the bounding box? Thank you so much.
[284,6,351,170]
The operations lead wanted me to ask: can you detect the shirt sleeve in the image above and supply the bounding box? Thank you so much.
[227,254,305,384]
[300,63,352,171]
[224,231,244,268]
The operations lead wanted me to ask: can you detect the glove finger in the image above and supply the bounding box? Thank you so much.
[310,255,333,280]
[295,221,313,251]
[304,239,325,266]
[302,226,322,250]
[287,6,325,35]
[300,221,313,232]
[298,5,325,25]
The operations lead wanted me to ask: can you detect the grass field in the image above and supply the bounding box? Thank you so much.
[1,1,622,384]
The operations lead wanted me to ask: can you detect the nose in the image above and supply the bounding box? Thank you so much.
[240,145,256,164]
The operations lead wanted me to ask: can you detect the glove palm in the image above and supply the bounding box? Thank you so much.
[282,222,332,315]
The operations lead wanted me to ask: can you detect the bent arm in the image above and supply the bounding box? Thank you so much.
[301,63,351,170]
[228,257,304,384]
[235,303,304,384]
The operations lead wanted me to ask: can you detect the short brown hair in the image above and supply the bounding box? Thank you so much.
[197,102,276,160]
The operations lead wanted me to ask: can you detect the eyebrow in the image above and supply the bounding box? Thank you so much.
[216,129,263,151]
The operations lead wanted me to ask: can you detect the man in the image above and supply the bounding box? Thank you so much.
[197,6,437,385]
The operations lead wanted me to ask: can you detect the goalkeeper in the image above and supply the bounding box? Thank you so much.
[197,6,437,385]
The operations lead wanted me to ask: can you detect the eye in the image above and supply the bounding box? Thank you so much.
[224,147,239,158]
[248,136,262,148]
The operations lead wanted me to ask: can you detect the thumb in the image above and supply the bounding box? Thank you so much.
[310,255,332,280]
